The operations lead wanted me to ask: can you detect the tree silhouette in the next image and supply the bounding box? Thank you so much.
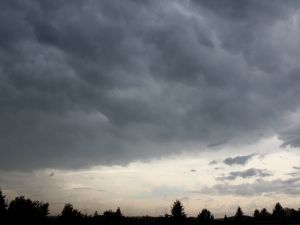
[61,203,72,215]
[171,200,186,218]
[273,202,284,217]
[115,207,123,217]
[2,186,300,225]
[284,207,298,219]
[0,190,7,222]
[103,207,124,225]
[103,209,115,217]
[198,208,214,224]
[61,203,80,217]
[235,206,243,222]
[223,215,228,225]
[171,200,186,225]
[273,202,285,225]
[260,208,270,220]
[59,203,83,225]
[0,190,7,215]
[8,196,49,224]
[253,209,259,219]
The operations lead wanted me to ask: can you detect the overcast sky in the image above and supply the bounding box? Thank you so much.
[1,0,300,217]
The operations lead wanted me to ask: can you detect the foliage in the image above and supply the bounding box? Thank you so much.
[0,190,7,217]
[273,202,285,218]
[273,202,285,224]
[59,203,83,224]
[254,209,259,218]
[8,196,49,224]
[171,200,186,225]
[235,206,243,220]
[0,190,7,208]
[171,200,186,219]
[198,208,214,224]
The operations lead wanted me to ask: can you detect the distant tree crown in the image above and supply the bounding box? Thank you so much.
[0,190,7,213]
[171,200,186,219]
[235,206,244,219]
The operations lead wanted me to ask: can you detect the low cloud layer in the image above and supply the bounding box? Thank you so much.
[206,178,300,196]
[217,168,272,181]
[1,0,300,170]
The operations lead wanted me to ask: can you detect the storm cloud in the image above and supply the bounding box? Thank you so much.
[1,0,300,170]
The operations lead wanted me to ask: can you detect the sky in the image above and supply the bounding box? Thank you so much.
[1,0,300,217]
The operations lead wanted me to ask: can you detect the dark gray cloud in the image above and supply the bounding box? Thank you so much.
[217,168,272,181]
[223,154,255,166]
[1,0,300,170]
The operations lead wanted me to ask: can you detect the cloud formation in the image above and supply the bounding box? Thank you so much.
[1,0,300,170]
[223,154,255,166]
[209,160,218,165]
[293,166,300,170]
[206,178,300,196]
[217,168,272,181]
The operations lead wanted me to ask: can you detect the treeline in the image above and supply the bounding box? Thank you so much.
[1,190,300,225]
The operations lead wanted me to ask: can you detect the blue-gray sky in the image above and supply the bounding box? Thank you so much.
[1,0,300,216]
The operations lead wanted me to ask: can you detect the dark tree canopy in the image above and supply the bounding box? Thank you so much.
[223,215,228,225]
[59,203,84,225]
[273,202,285,218]
[0,190,7,217]
[102,207,124,225]
[8,196,49,224]
[170,200,186,225]
[61,203,81,217]
[171,200,186,219]
[235,206,244,220]
[260,208,271,218]
[254,209,259,218]
[115,207,123,217]
[0,190,7,210]
[103,207,123,218]
[253,207,271,221]
[273,202,285,224]
[198,208,214,224]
